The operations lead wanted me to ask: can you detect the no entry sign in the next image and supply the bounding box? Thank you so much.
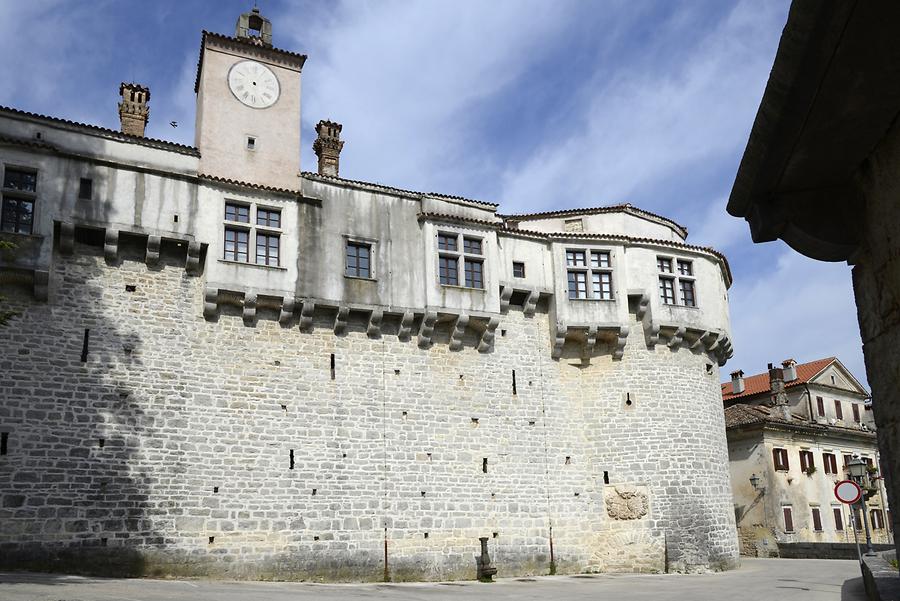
[834,480,862,504]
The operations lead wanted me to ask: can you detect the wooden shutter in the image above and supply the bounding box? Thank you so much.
[811,508,822,531]
[852,403,860,422]
[834,400,843,419]
[833,508,844,531]
[783,507,794,532]
[816,397,825,416]
[800,451,808,471]
[773,448,788,471]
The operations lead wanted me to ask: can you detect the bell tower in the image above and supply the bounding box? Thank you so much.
[194,8,306,191]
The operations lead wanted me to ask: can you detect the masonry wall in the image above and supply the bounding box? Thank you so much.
[0,246,738,580]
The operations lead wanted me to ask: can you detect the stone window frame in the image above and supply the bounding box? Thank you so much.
[565,247,614,301]
[656,255,698,308]
[344,235,378,281]
[1,163,38,235]
[222,200,283,268]
[437,230,485,290]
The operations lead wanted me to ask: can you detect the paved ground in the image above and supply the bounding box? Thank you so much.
[0,558,867,601]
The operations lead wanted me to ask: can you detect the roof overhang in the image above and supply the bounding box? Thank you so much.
[727,0,900,262]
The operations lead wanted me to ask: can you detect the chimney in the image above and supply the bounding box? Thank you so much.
[730,370,745,395]
[313,120,344,177]
[768,364,791,421]
[782,358,798,382]
[118,83,150,137]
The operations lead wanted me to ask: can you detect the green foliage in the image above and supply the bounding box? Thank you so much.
[0,239,20,327]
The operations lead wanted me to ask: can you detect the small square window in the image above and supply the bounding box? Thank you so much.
[1,197,34,234]
[256,233,279,266]
[78,178,93,200]
[224,227,249,262]
[677,259,693,276]
[257,207,281,228]
[657,257,672,273]
[512,261,525,278]
[592,272,613,300]
[591,250,610,268]
[438,233,458,252]
[568,271,588,299]
[247,136,256,150]
[463,237,482,255]
[464,259,483,289]
[566,250,586,267]
[346,241,372,278]
[225,202,250,223]
[439,255,459,286]
[3,168,36,193]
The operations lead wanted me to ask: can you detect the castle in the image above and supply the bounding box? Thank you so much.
[0,9,739,580]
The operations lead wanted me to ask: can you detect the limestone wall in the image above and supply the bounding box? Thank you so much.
[0,245,738,580]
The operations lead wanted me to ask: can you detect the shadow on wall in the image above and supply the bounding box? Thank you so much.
[0,233,168,576]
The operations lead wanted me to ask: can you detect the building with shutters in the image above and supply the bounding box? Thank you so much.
[0,8,740,580]
[723,358,891,556]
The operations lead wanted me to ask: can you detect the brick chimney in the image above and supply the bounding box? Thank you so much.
[781,358,798,382]
[730,370,745,395]
[313,120,344,177]
[118,83,150,137]
[768,363,791,421]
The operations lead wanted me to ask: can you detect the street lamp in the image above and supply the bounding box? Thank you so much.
[749,473,762,492]
[847,458,875,555]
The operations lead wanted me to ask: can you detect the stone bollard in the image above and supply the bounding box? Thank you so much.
[477,536,498,582]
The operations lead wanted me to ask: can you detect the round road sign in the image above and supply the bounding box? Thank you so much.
[834,480,862,504]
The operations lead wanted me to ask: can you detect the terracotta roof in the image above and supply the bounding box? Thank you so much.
[198,174,301,197]
[302,172,500,208]
[721,357,835,401]
[0,105,199,156]
[419,211,733,285]
[194,31,308,94]
[501,204,689,239]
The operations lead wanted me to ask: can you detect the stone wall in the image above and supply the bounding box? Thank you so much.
[0,245,738,580]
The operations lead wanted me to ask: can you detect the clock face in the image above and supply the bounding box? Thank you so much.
[227,60,280,109]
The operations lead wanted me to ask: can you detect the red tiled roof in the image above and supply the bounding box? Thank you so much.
[721,357,835,401]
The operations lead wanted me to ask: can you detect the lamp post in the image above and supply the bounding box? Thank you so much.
[749,473,761,492]
[847,458,875,555]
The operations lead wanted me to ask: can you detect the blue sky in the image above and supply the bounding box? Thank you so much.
[0,0,866,388]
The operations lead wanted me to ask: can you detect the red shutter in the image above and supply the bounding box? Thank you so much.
[812,508,822,531]
[834,400,843,420]
[833,508,844,531]
[783,507,794,532]
[817,397,825,416]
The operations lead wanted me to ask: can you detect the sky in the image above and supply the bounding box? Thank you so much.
[0,0,867,389]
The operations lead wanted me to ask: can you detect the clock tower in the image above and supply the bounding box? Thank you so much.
[194,8,307,191]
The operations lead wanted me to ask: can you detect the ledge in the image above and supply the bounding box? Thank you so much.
[217,259,287,271]
[862,550,900,601]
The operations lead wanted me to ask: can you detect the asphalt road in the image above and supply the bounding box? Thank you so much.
[0,558,867,601]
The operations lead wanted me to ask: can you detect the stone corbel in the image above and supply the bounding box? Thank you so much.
[33,270,49,301]
[367,307,383,338]
[145,235,161,266]
[646,323,660,348]
[551,322,568,360]
[667,326,686,348]
[584,325,600,358]
[334,305,349,335]
[523,289,539,317]
[499,285,513,313]
[418,310,437,348]
[612,325,628,360]
[59,222,74,254]
[690,330,710,350]
[242,293,258,325]
[279,297,296,326]
[476,316,500,353]
[704,331,721,353]
[398,310,415,341]
[104,229,119,264]
[299,300,315,331]
[203,287,219,319]
[449,313,470,351]
[186,241,202,275]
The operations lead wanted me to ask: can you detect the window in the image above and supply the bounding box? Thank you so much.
[1,167,36,234]
[833,507,844,531]
[224,228,249,262]
[871,509,884,530]
[773,448,789,471]
[864,457,874,470]
[225,202,250,223]
[346,241,371,278]
[256,233,279,266]
[256,207,280,228]
[246,136,256,150]
[835,400,843,420]
[852,403,861,423]
[811,507,822,532]
[799,450,814,472]
[823,453,838,475]
[783,506,794,532]
[658,256,697,307]
[816,396,825,417]
[512,261,525,278]
[78,177,92,200]
[853,508,863,531]
[437,232,484,289]
[567,248,613,300]
[843,454,853,471]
